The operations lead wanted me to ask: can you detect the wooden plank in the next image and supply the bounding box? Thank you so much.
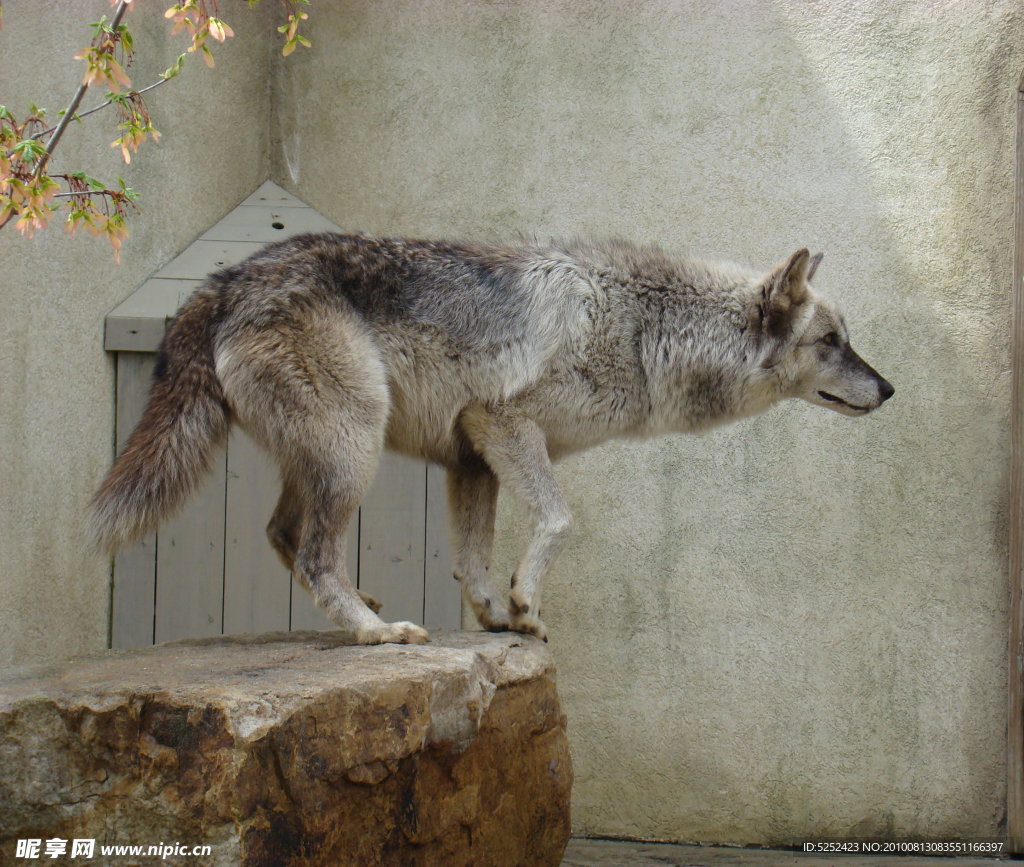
[200,205,342,244]
[223,430,291,634]
[104,278,201,352]
[153,447,227,645]
[110,353,158,649]
[1008,67,1024,855]
[106,278,184,320]
[105,316,173,354]
[423,464,461,629]
[289,514,359,631]
[358,453,427,626]
[240,180,308,208]
[150,241,265,280]
[179,285,200,310]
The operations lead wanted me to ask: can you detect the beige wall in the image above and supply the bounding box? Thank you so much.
[0,1,272,667]
[2,0,1019,847]
[273,0,1019,844]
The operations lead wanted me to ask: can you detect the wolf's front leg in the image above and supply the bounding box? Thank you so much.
[507,501,573,641]
[460,404,574,642]
[447,466,513,632]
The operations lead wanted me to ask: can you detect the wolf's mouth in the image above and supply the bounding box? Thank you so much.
[818,390,869,412]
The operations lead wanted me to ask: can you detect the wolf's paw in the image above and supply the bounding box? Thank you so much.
[465,587,513,633]
[510,613,548,642]
[477,602,513,633]
[357,589,383,614]
[509,596,547,642]
[354,621,430,645]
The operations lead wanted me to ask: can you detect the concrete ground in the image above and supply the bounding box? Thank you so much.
[561,839,1010,867]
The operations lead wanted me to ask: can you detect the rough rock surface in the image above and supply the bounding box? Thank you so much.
[0,631,572,867]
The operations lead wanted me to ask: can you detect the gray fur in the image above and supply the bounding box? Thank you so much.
[90,233,893,644]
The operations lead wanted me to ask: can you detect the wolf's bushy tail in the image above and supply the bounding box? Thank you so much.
[90,288,230,552]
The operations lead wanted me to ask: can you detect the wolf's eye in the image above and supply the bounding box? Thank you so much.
[822,332,837,346]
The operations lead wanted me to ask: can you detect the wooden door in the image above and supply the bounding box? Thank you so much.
[110,351,461,647]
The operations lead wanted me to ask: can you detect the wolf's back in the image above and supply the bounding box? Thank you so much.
[89,287,229,552]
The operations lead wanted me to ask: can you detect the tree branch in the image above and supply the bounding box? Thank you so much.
[30,77,170,143]
[32,0,131,180]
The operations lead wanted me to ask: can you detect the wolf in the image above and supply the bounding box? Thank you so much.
[91,233,893,645]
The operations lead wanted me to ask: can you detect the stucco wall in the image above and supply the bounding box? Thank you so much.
[2,0,1019,847]
[0,1,272,668]
[272,0,1020,844]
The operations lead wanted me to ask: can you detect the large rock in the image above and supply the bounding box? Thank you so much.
[0,631,572,867]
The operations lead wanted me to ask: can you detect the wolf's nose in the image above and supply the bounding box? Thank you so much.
[879,378,895,402]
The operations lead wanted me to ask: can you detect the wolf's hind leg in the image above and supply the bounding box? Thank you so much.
[267,474,303,571]
[223,316,421,644]
[460,405,574,642]
[293,453,421,644]
[267,473,383,614]
[447,466,512,632]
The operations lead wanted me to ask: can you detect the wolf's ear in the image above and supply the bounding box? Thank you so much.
[807,252,824,283]
[753,248,811,336]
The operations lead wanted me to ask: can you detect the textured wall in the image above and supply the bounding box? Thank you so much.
[2,0,1018,847]
[274,0,1020,843]
[0,1,272,668]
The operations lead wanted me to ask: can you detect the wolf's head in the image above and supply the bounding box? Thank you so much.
[750,249,894,416]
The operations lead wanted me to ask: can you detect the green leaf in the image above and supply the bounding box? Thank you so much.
[161,53,186,80]
[12,139,47,159]
[89,15,111,37]
[71,171,105,190]
[117,175,139,201]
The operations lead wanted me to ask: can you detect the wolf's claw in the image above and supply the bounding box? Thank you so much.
[509,610,548,642]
